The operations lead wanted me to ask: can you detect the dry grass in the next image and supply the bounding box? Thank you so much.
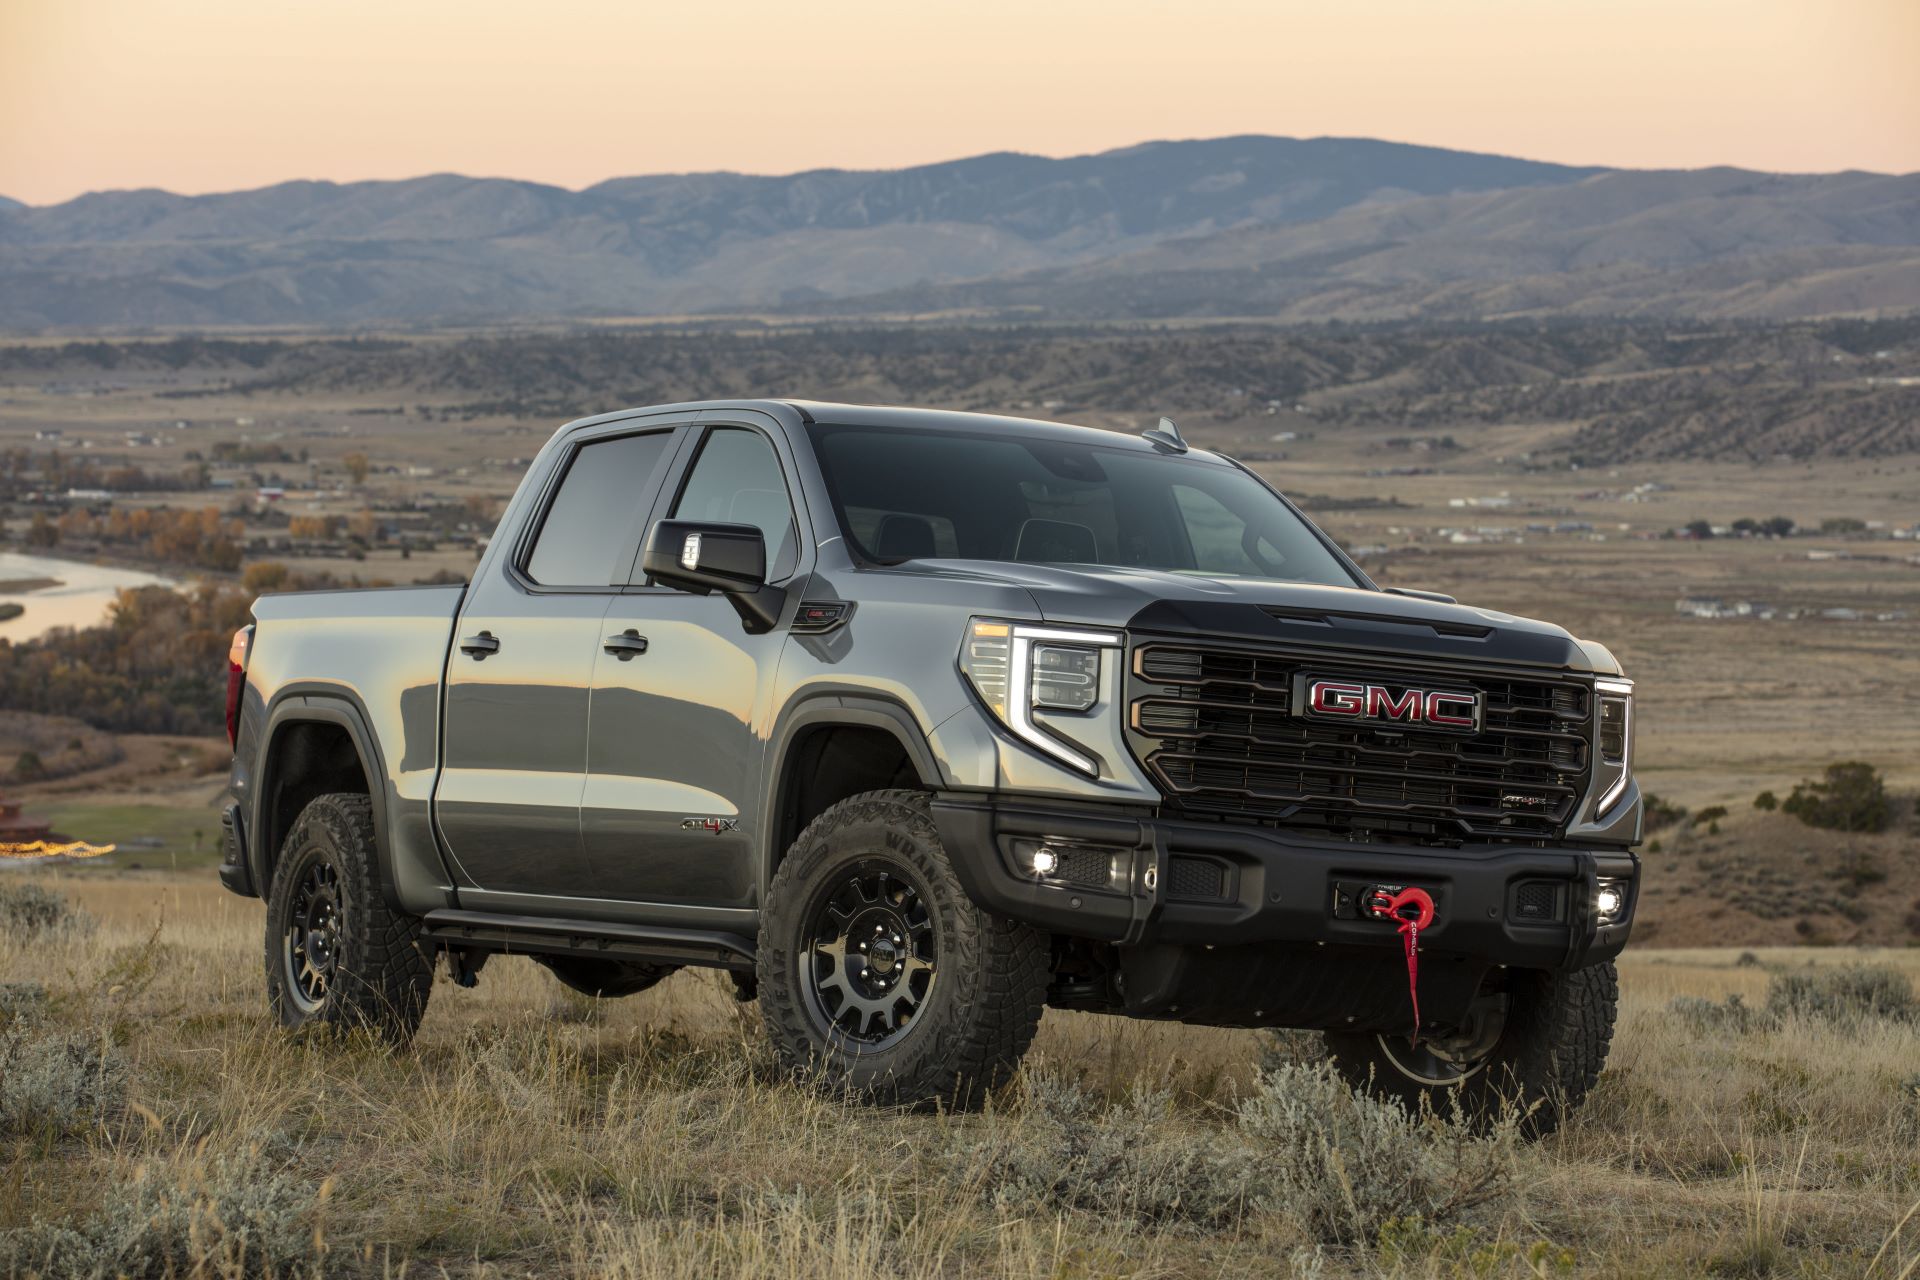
[2,873,1918,1279]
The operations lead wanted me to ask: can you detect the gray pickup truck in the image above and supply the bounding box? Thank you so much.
[220,400,1640,1131]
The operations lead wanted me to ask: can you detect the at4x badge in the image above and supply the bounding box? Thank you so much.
[680,816,740,835]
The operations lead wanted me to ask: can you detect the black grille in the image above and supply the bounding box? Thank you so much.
[1166,855,1228,901]
[1513,881,1562,922]
[1130,643,1592,845]
[1053,846,1114,888]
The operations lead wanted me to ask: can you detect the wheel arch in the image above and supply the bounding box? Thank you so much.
[761,693,944,894]
[254,685,401,915]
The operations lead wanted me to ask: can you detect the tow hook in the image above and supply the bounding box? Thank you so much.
[1365,885,1436,1044]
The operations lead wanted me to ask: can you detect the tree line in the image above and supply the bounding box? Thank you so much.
[0,583,251,736]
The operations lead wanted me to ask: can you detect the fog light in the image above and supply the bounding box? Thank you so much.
[1595,878,1627,923]
[1008,839,1125,889]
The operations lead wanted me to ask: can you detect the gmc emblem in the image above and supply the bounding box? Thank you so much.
[1296,675,1482,732]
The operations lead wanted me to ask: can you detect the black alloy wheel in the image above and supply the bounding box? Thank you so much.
[802,862,938,1050]
[282,857,344,1014]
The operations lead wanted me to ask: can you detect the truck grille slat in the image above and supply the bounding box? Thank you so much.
[1129,642,1592,845]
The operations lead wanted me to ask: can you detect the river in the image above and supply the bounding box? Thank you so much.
[0,552,179,643]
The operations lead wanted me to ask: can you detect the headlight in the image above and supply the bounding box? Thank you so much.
[1594,677,1634,816]
[960,618,1123,776]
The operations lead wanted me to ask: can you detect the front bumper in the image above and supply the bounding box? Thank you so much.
[932,793,1637,972]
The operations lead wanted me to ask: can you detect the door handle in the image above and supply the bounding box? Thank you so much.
[603,630,649,659]
[459,631,501,659]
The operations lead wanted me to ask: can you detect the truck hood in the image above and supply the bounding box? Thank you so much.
[892,559,1618,674]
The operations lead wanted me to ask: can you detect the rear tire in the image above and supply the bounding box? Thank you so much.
[757,789,1049,1109]
[1324,960,1617,1138]
[263,793,432,1044]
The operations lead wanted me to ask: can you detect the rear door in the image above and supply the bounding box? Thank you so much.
[436,424,683,899]
[581,419,805,908]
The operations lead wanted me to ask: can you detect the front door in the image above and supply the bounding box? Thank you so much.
[436,426,681,897]
[582,423,801,907]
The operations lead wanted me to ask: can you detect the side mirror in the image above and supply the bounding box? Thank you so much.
[642,520,786,633]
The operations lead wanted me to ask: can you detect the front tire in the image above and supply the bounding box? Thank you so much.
[757,789,1049,1109]
[264,793,432,1044]
[1324,960,1618,1138]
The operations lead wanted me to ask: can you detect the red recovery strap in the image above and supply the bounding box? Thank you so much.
[1366,886,1436,1044]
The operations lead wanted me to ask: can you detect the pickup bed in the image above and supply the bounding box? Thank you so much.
[221,400,1639,1130]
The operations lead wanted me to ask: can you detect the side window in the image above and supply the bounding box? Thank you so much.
[669,427,799,581]
[525,431,675,587]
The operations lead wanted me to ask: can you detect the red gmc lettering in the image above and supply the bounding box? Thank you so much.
[1423,691,1478,728]
[1309,680,1367,716]
[1365,686,1421,721]
[1306,679,1479,730]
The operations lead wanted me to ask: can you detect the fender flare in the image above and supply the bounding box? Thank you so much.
[759,691,945,891]
[254,684,403,915]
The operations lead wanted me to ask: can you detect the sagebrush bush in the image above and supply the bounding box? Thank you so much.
[1233,1062,1516,1247]
[0,882,94,939]
[1670,993,1768,1035]
[1670,967,1919,1036]
[0,981,48,1028]
[0,1140,327,1280]
[962,1063,1515,1245]
[0,1024,123,1136]
[964,1074,1257,1225]
[1257,1027,1326,1074]
[1766,965,1917,1025]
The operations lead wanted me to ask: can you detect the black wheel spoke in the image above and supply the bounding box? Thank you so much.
[282,856,345,1013]
[800,859,938,1051]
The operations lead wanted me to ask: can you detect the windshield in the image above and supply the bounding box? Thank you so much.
[810,423,1360,587]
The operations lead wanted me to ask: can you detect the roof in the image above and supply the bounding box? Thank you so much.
[565,398,1213,459]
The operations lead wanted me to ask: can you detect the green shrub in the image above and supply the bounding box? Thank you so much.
[1670,993,1767,1035]
[1754,790,1778,811]
[965,1074,1255,1226]
[1829,850,1888,892]
[1691,805,1729,827]
[0,882,94,940]
[0,982,48,1029]
[1233,1063,1516,1246]
[0,1024,124,1137]
[1765,966,1917,1025]
[962,1063,1515,1244]
[1643,793,1688,832]
[1781,761,1892,833]
[0,1140,326,1279]
[1670,968,1918,1034]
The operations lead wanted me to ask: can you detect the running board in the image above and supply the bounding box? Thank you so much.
[421,909,755,972]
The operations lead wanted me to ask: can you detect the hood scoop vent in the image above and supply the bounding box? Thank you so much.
[1261,604,1494,640]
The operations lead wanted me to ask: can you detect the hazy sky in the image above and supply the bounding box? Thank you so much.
[2,0,1916,206]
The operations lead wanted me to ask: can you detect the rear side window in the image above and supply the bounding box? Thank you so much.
[525,432,675,586]
[669,427,799,581]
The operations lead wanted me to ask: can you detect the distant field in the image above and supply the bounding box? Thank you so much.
[1,872,1916,1278]
[32,801,222,868]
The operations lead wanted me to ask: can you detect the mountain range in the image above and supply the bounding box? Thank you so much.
[1,137,1915,328]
